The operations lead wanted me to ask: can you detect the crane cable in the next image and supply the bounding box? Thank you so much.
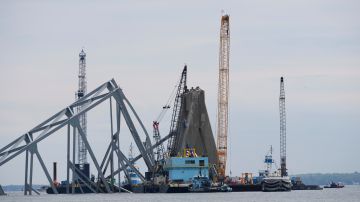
[155,82,178,123]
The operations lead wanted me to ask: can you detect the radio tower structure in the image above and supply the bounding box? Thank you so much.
[216,14,230,179]
[279,77,287,177]
[76,49,87,168]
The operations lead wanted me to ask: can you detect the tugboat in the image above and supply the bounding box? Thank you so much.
[324,181,345,188]
[189,176,212,192]
[227,146,291,192]
[121,143,144,193]
[260,146,292,192]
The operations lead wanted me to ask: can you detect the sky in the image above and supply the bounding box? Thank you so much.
[0,0,359,185]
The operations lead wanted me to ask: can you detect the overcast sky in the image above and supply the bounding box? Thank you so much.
[0,0,359,185]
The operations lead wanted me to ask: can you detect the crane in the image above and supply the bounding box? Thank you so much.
[279,77,287,177]
[216,14,230,179]
[153,104,170,162]
[152,89,174,174]
[76,49,88,169]
[166,65,187,157]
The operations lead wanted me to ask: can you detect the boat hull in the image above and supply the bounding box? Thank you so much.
[262,177,292,192]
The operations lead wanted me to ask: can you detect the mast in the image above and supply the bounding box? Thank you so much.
[76,49,87,168]
[216,14,230,179]
[279,77,287,177]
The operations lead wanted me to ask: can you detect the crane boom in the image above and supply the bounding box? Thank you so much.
[76,49,87,167]
[216,14,230,179]
[279,77,287,177]
[153,121,165,162]
[166,65,187,157]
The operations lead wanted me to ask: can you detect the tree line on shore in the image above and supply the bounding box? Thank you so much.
[293,172,360,185]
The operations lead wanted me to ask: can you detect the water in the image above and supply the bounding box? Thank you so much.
[1,186,359,202]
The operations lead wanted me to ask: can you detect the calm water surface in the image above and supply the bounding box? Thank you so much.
[1,186,360,202]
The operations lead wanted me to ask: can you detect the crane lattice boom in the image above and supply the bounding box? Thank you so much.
[153,121,165,162]
[216,14,230,179]
[279,77,287,177]
[77,49,87,167]
[167,65,187,157]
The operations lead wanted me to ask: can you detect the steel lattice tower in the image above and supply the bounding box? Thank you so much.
[167,65,187,157]
[216,14,230,179]
[153,121,165,162]
[279,77,287,177]
[77,49,87,167]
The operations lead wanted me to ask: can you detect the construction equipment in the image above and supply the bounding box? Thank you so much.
[152,106,169,163]
[76,49,88,169]
[153,121,165,163]
[264,146,274,174]
[0,79,156,194]
[279,77,287,177]
[216,14,230,179]
[166,65,187,157]
[152,81,177,163]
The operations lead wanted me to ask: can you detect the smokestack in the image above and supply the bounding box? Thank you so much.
[53,162,57,182]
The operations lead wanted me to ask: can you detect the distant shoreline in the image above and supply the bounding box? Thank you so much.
[292,172,360,185]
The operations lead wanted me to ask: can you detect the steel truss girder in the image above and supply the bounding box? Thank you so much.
[0,79,155,194]
[109,132,172,178]
[71,119,111,193]
[23,143,58,195]
[112,89,155,169]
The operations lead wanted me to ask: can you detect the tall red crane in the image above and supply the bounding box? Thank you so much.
[216,14,230,179]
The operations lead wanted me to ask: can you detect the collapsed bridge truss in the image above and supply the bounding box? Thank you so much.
[0,79,162,195]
